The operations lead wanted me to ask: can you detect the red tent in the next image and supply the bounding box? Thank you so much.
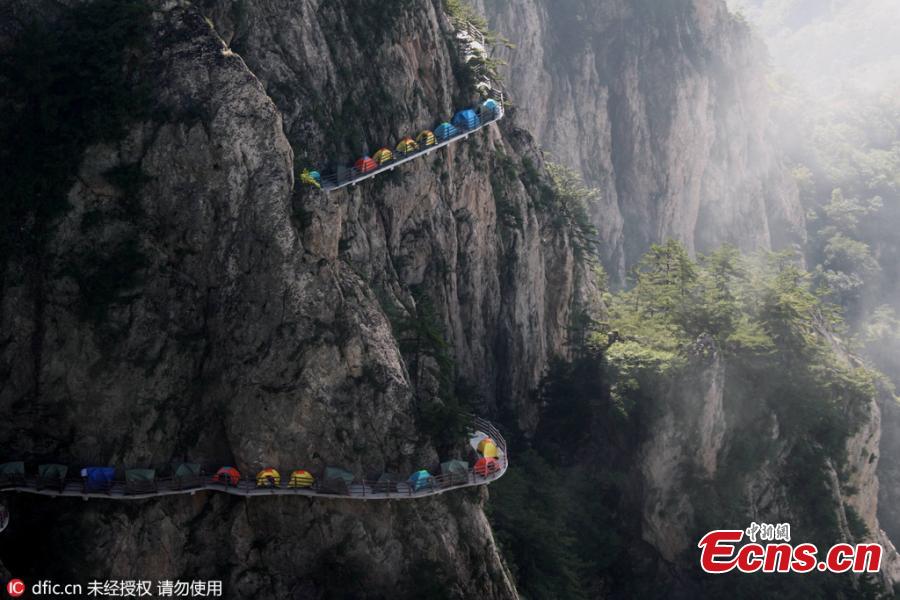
[354,156,377,174]
[474,457,500,477]
[212,466,241,486]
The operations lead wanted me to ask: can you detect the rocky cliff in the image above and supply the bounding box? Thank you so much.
[3,0,895,597]
[638,340,900,591]
[0,0,593,596]
[474,0,805,279]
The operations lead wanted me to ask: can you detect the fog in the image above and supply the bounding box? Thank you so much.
[726,0,900,388]
[727,0,900,96]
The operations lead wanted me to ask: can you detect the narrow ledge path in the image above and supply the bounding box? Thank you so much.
[0,416,509,502]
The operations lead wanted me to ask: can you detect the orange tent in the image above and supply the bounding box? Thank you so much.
[354,156,377,173]
[474,457,500,477]
[212,466,240,486]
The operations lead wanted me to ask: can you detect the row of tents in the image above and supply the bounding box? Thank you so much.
[0,457,503,496]
[0,462,205,493]
[300,98,502,189]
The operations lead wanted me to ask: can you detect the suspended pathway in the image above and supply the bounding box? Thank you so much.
[0,416,508,502]
[307,20,505,193]
[0,22,512,512]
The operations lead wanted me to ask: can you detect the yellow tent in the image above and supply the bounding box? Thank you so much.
[255,468,281,487]
[416,130,436,147]
[481,441,499,458]
[396,137,419,153]
[373,148,393,165]
[288,470,315,488]
[477,437,494,454]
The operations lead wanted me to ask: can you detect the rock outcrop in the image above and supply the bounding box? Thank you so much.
[636,337,900,589]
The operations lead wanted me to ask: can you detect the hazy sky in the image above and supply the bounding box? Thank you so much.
[726,0,900,95]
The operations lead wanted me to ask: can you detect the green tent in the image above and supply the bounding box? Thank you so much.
[126,468,157,494]
[0,462,24,486]
[324,467,353,484]
[37,464,68,490]
[440,460,469,486]
[126,469,156,482]
[172,463,201,489]
[0,462,24,476]
[321,467,354,495]
[174,463,200,477]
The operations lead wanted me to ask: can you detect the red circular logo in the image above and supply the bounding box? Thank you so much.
[6,579,25,598]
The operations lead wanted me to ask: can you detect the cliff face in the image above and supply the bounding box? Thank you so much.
[637,339,900,590]
[4,0,892,596]
[0,0,590,596]
[878,397,900,554]
[474,0,805,279]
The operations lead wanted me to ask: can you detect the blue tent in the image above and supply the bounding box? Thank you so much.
[408,469,434,492]
[482,99,500,118]
[434,122,459,141]
[83,467,116,491]
[452,109,480,131]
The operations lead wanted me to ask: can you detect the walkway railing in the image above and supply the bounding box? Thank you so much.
[317,17,504,193]
[319,94,504,193]
[0,416,508,502]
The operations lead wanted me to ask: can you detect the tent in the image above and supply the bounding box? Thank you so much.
[0,461,25,486]
[477,437,500,457]
[474,457,500,477]
[408,469,434,492]
[83,467,116,492]
[395,137,419,154]
[373,148,394,165]
[482,98,500,118]
[300,168,321,189]
[37,464,68,490]
[354,156,377,174]
[440,460,469,486]
[373,472,401,494]
[256,468,281,488]
[451,109,480,131]
[288,469,315,489]
[416,130,436,147]
[212,466,241,486]
[434,122,458,142]
[322,467,354,495]
[482,441,499,458]
[476,437,494,455]
[173,462,201,489]
[125,469,157,494]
